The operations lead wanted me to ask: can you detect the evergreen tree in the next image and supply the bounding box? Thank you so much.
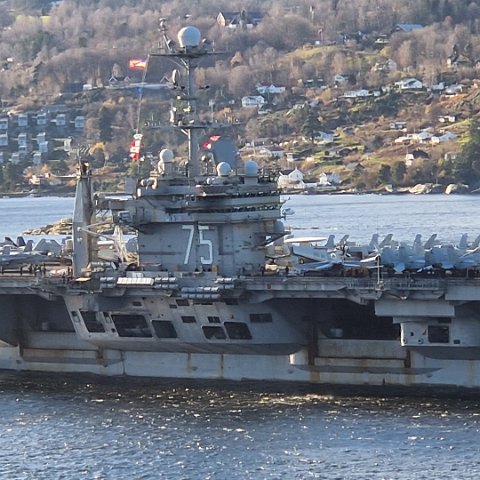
[454,118,480,184]
[392,161,407,184]
[99,107,113,143]
[300,107,322,146]
[378,164,392,184]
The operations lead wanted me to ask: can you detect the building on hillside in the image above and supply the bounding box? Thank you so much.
[394,78,423,90]
[444,84,464,95]
[256,84,286,95]
[392,24,423,33]
[431,132,457,144]
[438,114,460,123]
[216,11,263,29]
[257,145,284,158]
[241,95,265,108]
[277,168,305,191]
[373,59,397,73]
[319,172,341,186]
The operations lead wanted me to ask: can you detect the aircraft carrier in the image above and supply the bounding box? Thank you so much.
[1,23,480,392]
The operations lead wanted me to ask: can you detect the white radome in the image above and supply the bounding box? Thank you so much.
[160,149,174,163]
[178,26,201,48]
[217,162,232,177]
[244,160,259,176]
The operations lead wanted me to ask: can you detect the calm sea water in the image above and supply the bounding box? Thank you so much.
[1,193,480,243]
[1,194,480,479]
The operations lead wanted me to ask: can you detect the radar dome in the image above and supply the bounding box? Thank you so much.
[178,26,201,48]
[159,149,174,163]
[217,162,232,177]
[244,160,259,177]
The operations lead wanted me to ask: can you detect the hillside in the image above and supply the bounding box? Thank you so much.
[1,0,480,193]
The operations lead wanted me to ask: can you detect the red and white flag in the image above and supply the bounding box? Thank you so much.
[129,133,143,161]
[128,59,148,70]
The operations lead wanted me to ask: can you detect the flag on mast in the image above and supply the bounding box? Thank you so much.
[129,59,148,70]
[129,133,143,161]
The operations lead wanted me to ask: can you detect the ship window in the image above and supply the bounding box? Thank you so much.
[176,299,190,306]
[132,301,142,307]
[169,304,178,309]
[152,321,177,338]
[225,322,252,340]
[202,326,227,340]
[208,316,221,324]
[80,310,105,333]
[225,298,239,305]
[110,314,152,338]
[181,315,196,323]
[428,325,449,343]
[250,313,273,323]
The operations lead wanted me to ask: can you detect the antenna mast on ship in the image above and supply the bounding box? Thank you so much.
[152,19,222,178]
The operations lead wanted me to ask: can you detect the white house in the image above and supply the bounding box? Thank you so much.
[0,134,8,147]
[257,145,284,158]
[431,132,457,144]
[334,74,351,86]
[411,130,433,143]
[314,131,335,144]
[343,89,372,99]
[373,59,397,73]
[241,95,265,108]
[256,84,285,95]
[445,84,464,95]
[277,168,305,190]
[0,117,8,131]
[319,172,341,186]
[394,78,423,90]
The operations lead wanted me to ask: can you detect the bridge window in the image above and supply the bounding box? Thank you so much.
[202,326,226,340]
[111,314,152,337]
[428,325,449,343]
[207,316,221,324]
[225,322,252,340]
[152,321,177,338]
[176,299,190,306]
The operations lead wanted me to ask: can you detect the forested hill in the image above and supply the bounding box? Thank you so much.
[1,0,480,193]
[0,0,479,98]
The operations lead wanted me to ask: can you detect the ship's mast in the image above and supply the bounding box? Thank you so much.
[152,20,221,178]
